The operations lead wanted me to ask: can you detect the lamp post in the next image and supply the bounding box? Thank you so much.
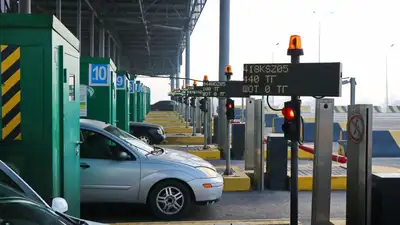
[385,43,395,110]
[269,42,279,106]
[313,11,334,62]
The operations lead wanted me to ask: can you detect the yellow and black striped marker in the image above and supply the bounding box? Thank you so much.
[1,44,22,141]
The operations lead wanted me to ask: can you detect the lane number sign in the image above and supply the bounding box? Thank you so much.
[116,75,126,90]
[89,64,110,86]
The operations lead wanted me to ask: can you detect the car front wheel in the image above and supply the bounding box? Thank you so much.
[148,180,192,220]
[138,134,153,145]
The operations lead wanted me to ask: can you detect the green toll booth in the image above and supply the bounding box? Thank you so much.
[129,78,137,122]
[145,86,151,115]
[136,81,143,122]
[0,14,81,217]
[116,71,130,131]
[80,57,117,126]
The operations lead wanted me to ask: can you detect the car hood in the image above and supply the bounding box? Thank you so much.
[154,148,215,170]
[130,122,161,129]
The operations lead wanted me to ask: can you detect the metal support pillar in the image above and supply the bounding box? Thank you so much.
[203,109,208,149]
[346,104,373,225]
[224,120,232,175]
[311,98,334,225]
[196,98,202,133]
[192,102,196,136]
[254,99,265,190]
[56,0,61,20]
[113,43,117,63]
[185,28,190,128]
[90,13,95,57]
[218,0,230,149]
[207,98,213,144]
[241,98,245,122]
[98,27,105,57]
[244,98,255,170]
[77,0,81,50]
[176,56,180,90]
[107,33,111,58]
[19,0,31,13]
[350,77,356,105]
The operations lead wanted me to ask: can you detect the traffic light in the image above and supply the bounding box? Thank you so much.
[190,97,196,108]
[225,65,232,81]
[281,100,301,142]
[226,98,235,120]
[200,97,208,112]
[193,80,197,88]
[184,96,189,105]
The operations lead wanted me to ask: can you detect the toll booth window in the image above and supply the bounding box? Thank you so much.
[68,74,75,101]
[80,129,129,160]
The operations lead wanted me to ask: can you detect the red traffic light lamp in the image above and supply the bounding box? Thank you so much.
[282,106,295,120]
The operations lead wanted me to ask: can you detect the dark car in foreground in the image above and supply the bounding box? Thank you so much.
[129,122,166,145]
[0,161,105,225]
[150,100,176,111]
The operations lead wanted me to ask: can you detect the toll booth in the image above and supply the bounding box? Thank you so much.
[0,14,81,217]
[116,71,130,131]
[136,81,143,122]
[145,86,151,114]
[129,78,137,122]
[80,57,117,125]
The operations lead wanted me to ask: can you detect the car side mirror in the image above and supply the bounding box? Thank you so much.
[116,151,131,160]
[51,197,68,213]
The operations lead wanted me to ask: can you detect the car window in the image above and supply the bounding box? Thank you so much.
[104,125,154,155]
[0,170,25,196]
[0,199,74,225]
[80,129,135,160]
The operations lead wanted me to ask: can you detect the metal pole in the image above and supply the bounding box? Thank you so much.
[19,0,31,13]
[185,28,190,128]
[107,33,111,58]
[176,55,180,90]
[311,98,334,225]
[99,26,105,57]
[253,99,265,190]
[350,77,356,105]
[207,98,212,144]
[56,0,62,20]
[77,0,82,51]
[203,105,208,149]
[113,43,117,63]
[90,13,95,57]
[192,100,196,136]
[290,53,300,225]
[224,120,232,175]
[385,54,389,109]
[241,98,244,122]
[318,20,321,62]
[218,0,230,149]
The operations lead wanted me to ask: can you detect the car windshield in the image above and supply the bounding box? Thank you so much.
[0,198,76,225]
[104,125,154,154]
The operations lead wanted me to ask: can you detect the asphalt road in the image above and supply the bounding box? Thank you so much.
[81,191,346,225]
[81,158,400,224]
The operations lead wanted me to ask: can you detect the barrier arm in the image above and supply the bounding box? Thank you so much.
[263,137,347,164]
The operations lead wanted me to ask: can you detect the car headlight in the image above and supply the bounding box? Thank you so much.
[196,167,219,178]
[157,128,163,135]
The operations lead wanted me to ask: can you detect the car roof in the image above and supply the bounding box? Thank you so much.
[80,118,109,129]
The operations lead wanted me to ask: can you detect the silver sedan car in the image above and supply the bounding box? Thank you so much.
[79,119,224,220]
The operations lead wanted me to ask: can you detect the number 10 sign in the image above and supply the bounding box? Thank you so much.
[89,64,110,86]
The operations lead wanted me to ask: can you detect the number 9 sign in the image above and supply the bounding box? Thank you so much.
[116,75,126,90]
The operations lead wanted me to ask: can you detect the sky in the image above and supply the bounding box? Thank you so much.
[137,0,400,108]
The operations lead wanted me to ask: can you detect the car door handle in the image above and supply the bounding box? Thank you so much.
[80,163,90,169]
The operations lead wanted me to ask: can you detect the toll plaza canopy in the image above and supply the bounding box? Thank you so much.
[29,0,207,76]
